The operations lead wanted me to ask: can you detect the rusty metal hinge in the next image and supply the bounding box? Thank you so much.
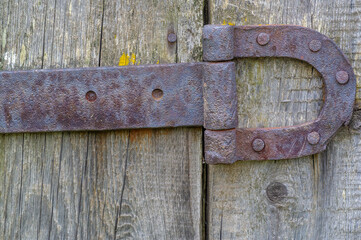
[0,25,355,164]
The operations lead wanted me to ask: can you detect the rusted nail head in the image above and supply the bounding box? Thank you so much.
[167,33,177,43]
[252,138,265,152]
[257,33,270,46]
[307,131,320,145]
[336,71,349,84]
[86,91,97,102]
[309,40,322,52]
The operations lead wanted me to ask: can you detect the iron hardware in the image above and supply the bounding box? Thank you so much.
[0,25,355,163]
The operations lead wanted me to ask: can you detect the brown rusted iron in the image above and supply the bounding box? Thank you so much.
[204,25,356,163]
[0,25,355,163]
[0,63,208,132]
[0,62,235,133]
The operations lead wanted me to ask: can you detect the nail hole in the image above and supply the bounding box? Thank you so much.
[152,89,163,100]
[86,91,97,102]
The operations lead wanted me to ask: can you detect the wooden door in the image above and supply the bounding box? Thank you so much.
[0,0,360,240]
[0,1,203,239]
[207,1,361,239]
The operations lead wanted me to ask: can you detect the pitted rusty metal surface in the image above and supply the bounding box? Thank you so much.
[203,25,356,163]
[0,25,355,163]
[0,64,203,132]
[203,62,238,130]
[0,62,235,133]
[203,25,234,62]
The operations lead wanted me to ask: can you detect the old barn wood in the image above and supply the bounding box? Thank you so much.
[0,25,355,164]
[1,0,361,239]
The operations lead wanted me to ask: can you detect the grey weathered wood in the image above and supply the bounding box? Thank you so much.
[4,0,361,239]
[100,1,203,239]
[0,0,203,239]
[207,0,361,239]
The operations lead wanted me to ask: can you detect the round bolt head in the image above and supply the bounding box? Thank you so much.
[167,33,177,43]
[309,40,322,52]
[307,131,320,145]
[336,71,349,84]
[252,138,265,152]
[257,33,270,46]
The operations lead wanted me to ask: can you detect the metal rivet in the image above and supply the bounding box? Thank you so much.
[307,131,320,145]
[152,89,163,100]
[336,70,349,84]
[266,182,288,203]
[252,138,265,152]
[85,91,97,102]
[257,33,270,46]
[167,33,177,43]
[309,40,322,52]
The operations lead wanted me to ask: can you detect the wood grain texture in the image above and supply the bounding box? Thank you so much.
[207,0,361,239]
[0,0,203,239]
[100,1,203,239]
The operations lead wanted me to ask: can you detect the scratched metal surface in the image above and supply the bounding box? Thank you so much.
[0,63,205,132]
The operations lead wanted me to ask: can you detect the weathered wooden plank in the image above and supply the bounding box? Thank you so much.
[207,0,361,239]
[0,0,46,70]
[100,1,203,239]
[0,0,203,239]
[0,0,103,239]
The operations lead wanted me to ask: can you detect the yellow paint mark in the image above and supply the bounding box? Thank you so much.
[119,53,159,66]
[118,53,130,66]
[130,53,136,65]
[222,20,235,26]
[244,18,247,22]
[114,35,117,39]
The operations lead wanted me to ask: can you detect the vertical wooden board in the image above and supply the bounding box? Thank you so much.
[207,0,361,239]
[306,1,361,238]
[39,2,104,236]
[0,0,204,240]
[100,1,203,239]
[0,0,46,70]
[42,0,103,69]
[0,134,25,239]
[0,0,103,239]
[0,1,53,239]
[101,1,204,65]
